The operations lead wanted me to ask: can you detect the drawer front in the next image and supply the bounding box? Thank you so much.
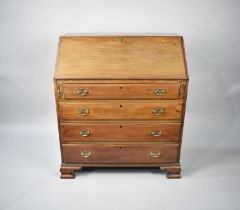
[62,143,179,163]
[62,83,180,99]
[59,100,183,120]
[61,122,181,142]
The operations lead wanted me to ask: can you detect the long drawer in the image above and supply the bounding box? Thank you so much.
[59,100,183,120]
[62,143,179,164]
[62,83,180,99]
[60,122,181,142]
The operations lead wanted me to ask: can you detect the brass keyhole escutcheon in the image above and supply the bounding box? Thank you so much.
[119,37,124,43]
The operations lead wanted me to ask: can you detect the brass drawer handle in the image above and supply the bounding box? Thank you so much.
[154,88,166,96]
[77,108,89,116]
[151,130,162,137]
[152,108,164,116]
[150,151,161,158]
[80,151,91,158]
[80,130,90,137]
[76,88,88,96]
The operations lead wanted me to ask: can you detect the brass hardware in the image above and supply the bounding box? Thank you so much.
[57,82,63,99]
[154,88,166,96]
[57,87,61,95]
[76,88,88,96]
[77,108,89,116]
[150,151,161,158]
[80,130,90,137]
[182,84,186,97]
[119,37,124,43]
[152,108,164,116]
[80,151,91,158]
[151,130,162,137]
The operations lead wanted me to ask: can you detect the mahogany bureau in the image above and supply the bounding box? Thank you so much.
[54,34,189,179]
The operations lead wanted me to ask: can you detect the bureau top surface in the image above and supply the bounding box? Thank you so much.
[54,35,188,80]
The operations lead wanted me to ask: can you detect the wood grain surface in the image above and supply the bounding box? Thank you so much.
[59,100,183,120]
[62,83,180,99]
[55,36,188,79]
[60,122,181,142]
[62,143,179,164]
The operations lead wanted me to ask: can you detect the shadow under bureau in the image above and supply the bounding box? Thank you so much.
[54,34,189,179]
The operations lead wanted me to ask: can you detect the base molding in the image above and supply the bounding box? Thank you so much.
[60,163,181,179]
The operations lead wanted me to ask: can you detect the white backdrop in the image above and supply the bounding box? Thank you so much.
[0,0,240,209]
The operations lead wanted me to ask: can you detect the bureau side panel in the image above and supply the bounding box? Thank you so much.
[54,79,64,162]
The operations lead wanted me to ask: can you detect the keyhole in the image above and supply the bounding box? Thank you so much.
[119,146,122,149]
[120,104,123,108]
[120,86,123,90]
[120,125,122,128]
